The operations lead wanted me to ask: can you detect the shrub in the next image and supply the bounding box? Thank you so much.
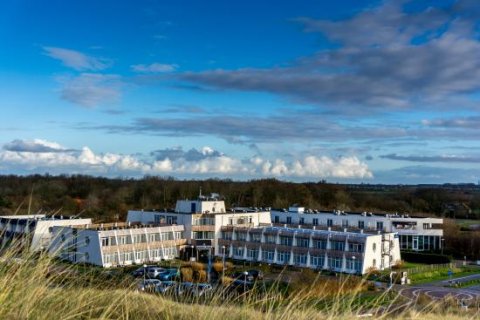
[402,252,451,264]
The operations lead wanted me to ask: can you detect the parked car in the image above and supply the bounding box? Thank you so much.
[137,279,161,292]
[190,283,213,297]
[231,270,262,282]
[155,281,178,294]
[157,268,179,281]
[146,266,166,278]
[131,265,155,277]
[247,269,263,281]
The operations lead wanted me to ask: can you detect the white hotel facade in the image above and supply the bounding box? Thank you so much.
[0,214,92,251]
[219,225,400,274]
[127,194,271,256]
[49,222,185,267]
[271,207,443,252]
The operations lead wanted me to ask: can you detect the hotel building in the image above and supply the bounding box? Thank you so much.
[49,222,185,267]
[0,214,92,251]
[127,194,271,256]
[271,207,443,252]
[218,224,401,274]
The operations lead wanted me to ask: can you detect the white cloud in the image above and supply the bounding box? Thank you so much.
[131,63,178,73]
[59,73,122,107]
[43,47,110,71]
[0,139,373,180]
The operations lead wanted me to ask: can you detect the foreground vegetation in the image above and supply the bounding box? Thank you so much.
[0,246,479,319]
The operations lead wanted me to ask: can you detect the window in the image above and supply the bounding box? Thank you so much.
[376,221,384,231]
[233,247,244,257]
[372,259,377,267]
[286,217,292,224]
[327,219,333,227]
[262,250,274,261]
[372,243,377,252]
[299,217,305,225]
[265,235,276,244]
[348,243,363,252]
[85,236,90,246]
[279,236,292,246]
[222,231,233,240]
[274,216,280,223]
[294,254,307,265]
[346,258,362,272]
[236,232,247,241]
[250,233,261,242]
[277,251,290,264]
[101,237,109,246]
[296,237,309,248]
[313,218,319,226]
[328,257,342,269]
[85,252,89,261]
[313,239,327,249]
[311,255,324,267]
[331,241,345,251]
[342,219,348,227]
[247,249,259,260]
[358,221,365,229]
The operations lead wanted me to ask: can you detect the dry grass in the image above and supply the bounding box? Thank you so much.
[0,244,478,319]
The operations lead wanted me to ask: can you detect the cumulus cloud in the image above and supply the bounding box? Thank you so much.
[2,139,74,153]
[59,73,122,107]
[131,63,178,73]
[43,47,110,71]
[176,1,480,112]
[151,146,223,161]
[0,139,372,180]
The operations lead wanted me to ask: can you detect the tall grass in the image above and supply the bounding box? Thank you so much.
[0,242,478,319]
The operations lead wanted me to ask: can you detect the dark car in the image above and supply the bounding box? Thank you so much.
[246,269,263,281]
[157,268,180,281]
[131,265,156,277]
[231,270,263,282]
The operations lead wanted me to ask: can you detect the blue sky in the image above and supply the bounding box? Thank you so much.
[1,0,479,183]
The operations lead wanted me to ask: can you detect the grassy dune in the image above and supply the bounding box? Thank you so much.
[0,248,478,319]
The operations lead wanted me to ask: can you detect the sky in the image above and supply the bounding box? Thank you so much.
[0,0,479,184]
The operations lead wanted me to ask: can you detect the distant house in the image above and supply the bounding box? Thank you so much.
[442,202,472,219]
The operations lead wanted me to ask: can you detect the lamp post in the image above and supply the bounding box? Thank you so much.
[207,247,212,283]
[190,245,194,261]
[243,271,249,295]
[143,263,147,286]
[352,256,356,274]
[441,238,445,255]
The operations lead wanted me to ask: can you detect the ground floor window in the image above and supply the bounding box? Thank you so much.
[277,251,291,264]
[262,250,274,262]
[345,258,362,272]
[247,249,259,260]
[328,256,342,269]
[310,255,324,267]
[294,254,307,265]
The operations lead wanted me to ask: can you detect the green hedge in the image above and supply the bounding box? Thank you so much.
[402,251,452,264]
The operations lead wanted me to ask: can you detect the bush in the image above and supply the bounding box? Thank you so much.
[402,252,451,264]
[180,267,193,282]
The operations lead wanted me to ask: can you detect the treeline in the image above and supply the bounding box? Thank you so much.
[0,174,479,222]
[1,174,480,258]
